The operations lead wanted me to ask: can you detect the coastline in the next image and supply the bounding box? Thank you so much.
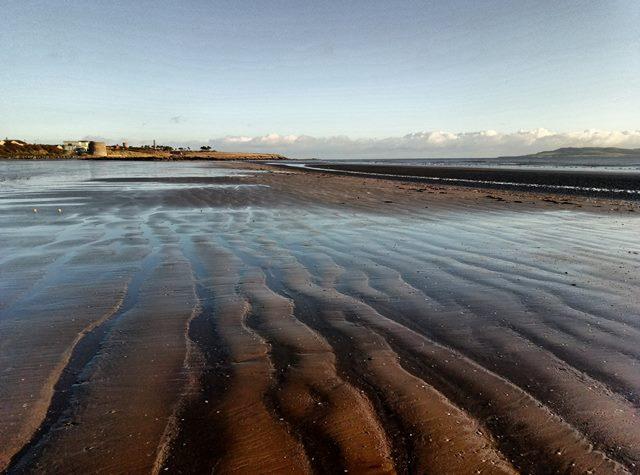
[0,153,287,161]
[272,161,640,200]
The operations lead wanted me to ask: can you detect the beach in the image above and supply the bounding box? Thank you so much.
[281,161,640,199]
[1,160,639,474]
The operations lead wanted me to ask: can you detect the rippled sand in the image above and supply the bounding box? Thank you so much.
[1,160,639,474]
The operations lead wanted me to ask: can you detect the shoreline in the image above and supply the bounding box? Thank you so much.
[272,161,640,200]
[4,156,640,200]
[230,161,640,212]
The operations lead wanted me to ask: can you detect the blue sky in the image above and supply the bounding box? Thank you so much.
[1,0,639,156]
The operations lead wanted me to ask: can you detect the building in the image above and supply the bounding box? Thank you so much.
[63,141,90,152]
[88,141,107,157]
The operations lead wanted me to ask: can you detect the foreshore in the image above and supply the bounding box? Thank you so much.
[1,160,639,473]
[276,161,640,199]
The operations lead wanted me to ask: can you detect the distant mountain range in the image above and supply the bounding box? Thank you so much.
[500,147,640,159]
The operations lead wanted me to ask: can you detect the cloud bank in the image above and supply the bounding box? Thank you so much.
[192,129,640,159]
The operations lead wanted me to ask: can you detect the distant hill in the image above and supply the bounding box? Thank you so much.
[500,147,640,160]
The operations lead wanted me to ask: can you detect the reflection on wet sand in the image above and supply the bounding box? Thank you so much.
[1,160,639,474]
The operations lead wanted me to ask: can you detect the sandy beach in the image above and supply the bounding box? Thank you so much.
[1,160,639,474]
[283,162,640,199]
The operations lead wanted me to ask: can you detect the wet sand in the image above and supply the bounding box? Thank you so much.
[287,162,640,198]
[1,160,639,474]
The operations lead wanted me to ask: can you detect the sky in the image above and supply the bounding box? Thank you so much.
[1,0,639,157]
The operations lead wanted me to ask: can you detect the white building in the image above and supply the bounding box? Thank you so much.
[63,141,90,152]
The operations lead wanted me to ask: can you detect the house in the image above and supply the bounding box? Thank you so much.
[63,141,90,152]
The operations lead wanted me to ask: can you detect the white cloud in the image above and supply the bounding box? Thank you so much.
[193,129,640,158]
